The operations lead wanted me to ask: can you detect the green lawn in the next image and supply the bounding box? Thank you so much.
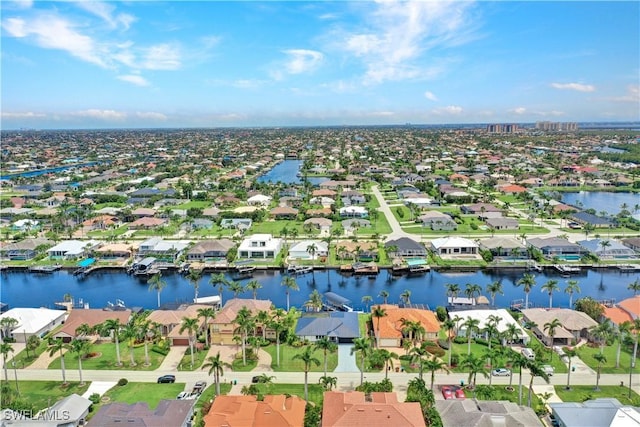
[555,385,640,406]
[472,384,542,408]
[575,341,640,374]
[10,381,90,412]
[231,358,258,371]
[173,201,212,210]
[48,342,164,371]
[100,381,185,410]
[177,347,209,371]
[358,313,370,336]
[9,338,50,368]
[87,224,129,238]
[254,383,325,406]
[263,344,338,372]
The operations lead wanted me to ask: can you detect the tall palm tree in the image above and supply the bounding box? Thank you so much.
[628,279,640,296]
[305,290,323,312]
[314,336,337,378]
[197,307,216,348]
[564,347,577,390]
[268,308,287,367]
[485,314,502,351]
[47,338,69,384]
[255,310,270,341]
[615,321,632,369]
[509,352,529,405]
[445,283,460,303]
[400,289,412,306]
[460,353,488,387]
[292,345,320,402]
[361,295,373,311]
[246,280,262,300]
[227,280,245,298]
[102,318,122,366]
[516,273,536,309]
[591,322,614,354]
[564,280,581,308]
[378,290,389,304]
[371,305,387,348]
[541,279,560,308]
[187,268,203,302]
[442,317,456,367]
[464,283,482,303]
[592,353,606,391]
[234,307,255,366]
[410,342,430,380]
[486,280,504,307]
[484,346,503,386]
[202,352,231,396]
[69,338,91,385]
[180,316,200,368]
[378,349,398,379]
[543,318,562,360]
[0,342,13,382]
[351,337,371,385]
[424,356,450,391]
[120,321,139,366]
[527,361,550,407]
[137,320,154,366]
[281,276,299,311]
[463,317,481,355]
[148,272,166,308]
[209,273,228,307]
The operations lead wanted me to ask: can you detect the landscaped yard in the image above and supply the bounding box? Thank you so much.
[9,338,50,368]
[575,341,640,374]
[263,343,337,372]
[253,383,325,406]
[555,385,640,406]
[99,381,185,410]
[48,342,165,371]
[177,347,208,371]
[10,381,90,412]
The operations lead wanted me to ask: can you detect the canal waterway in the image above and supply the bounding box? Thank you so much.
[257,160,328,186]
[0,161,102,180]
[561,191,640,220]
[1,268,638,312]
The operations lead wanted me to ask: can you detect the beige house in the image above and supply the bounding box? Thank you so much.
[521,308,598,346]
[147,304,209,346]
[210,299,273,345]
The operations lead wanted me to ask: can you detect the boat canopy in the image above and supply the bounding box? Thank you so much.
[324,292,351,306]
[136,257,156,267]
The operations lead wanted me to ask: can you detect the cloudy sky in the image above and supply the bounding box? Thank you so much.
[1,1,638,129]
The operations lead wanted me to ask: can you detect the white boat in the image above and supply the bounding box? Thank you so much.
[287,265,313,275]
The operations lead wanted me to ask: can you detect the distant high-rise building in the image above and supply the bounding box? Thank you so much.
[487,123,519,133]
[535,121,578,131]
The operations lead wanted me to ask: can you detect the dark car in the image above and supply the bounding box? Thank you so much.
[193,380,207,393]
[157,375,176,383]
[251,376,261,384]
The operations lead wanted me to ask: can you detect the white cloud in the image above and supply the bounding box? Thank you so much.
[510,107,527,115]
[282,49,324,74]
[232,79,265,89]
[1,111,45,118]
[74,1,136,30]
[424,91,438,101]
[141,43,181,70]
[432,105,463,115]
[550,82,595,92]
[71,109,127,120]
[610,85,640,103]
[117,74,150,86]
[136,112,167,121]
[6,0,33,10]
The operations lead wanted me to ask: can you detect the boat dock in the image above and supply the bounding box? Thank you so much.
[287,264,313,275]
[554,264,581,274]
[352,262,379,276]
[28,265,61,274]
[323,292,353,312]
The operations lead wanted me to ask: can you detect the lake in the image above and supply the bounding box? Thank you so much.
[561,191,640,220]
[257,160,328,186]
[1,268,638,312]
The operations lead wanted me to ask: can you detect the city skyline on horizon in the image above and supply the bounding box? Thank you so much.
[1,1,639,130]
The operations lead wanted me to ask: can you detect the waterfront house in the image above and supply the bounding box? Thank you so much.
[237,234,283,259]
[621,237,640,252]
[288,240,328,260]
[90,400,195,427]
[209,299,273,345]
[137,237,190,261]
[0,307,67,342]
[295,311,360,343]
[374,305,440,347]
[437,400,540,427]
[320,180,357,190]
[612,296,640,322]
[454,309,528,345]
[384,237,427,257]
[479,237,527,259]
[52,309,131,343]
[147,304,208,346]
[47,240,101,260]
[577,238,639,260]
[95,243,133,260]
[335,240,378,261]
[430,236,479,258]
[526,237,584,260]
[322,391,425,427]
[550,398,640,427]
[187,239,235,261]
[203,395,306,427]
[0,237,53,261]
[521,308,598,346]
[570,211,614,228]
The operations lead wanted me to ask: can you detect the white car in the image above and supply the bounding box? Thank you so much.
[177,391,199,400]
[543,365,555,376]
[491,368,512,376]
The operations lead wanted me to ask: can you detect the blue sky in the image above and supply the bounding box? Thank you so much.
[1,1,638,129]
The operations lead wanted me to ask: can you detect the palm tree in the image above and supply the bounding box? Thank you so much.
[564,280,581,308]
[120,321,139,366]
[319,375,338,391]
[269,308,288,367]
[464,283,482,303]
[304,290,323,312]
[314,336,337,378]
[516,273,537,309]
[246,280,262,300]
[69,338,91,385]
[593,353,607,391]
[485,314,502,351]
[281,276,299,311]
[0,342,13,382]
[509,352,529,405]
[148,272,166,308]
[486,280,504,307]
[527,362,550,407]
[180,316,200,368]
[378,349,398,379]
[47,338,69,384]
[227,280,245,298]
[628,279,640,296]
[209,273,228,306]
[541,279,560,308]
[197,307,216,348]
[102,318,122,366]
[463,317,481,355]
[591,322,614,354]
[234,307,255,366]
[599,239,611,258]
[137,320,154,366]
[445,283,460,303]
[202,352,231,396]
[306,242,318,271]
[400,289,412,306]
[484,346,503,386]
[292,345,320,402]
[351,337,371,385]
[442,318,456,367]
[378,290,389,304]
[564,347,578,390]
[543,318,562,360]
[361,295,373,311]
[504,322,521,345]
[187,268,203,302]
[410,342,430,381]
[371,305,387,348]
[255,310,270,341]
[460,353,488,387]
[615,321,632,369]
[424,356,450,391]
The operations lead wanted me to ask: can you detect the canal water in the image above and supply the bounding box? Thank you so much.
[257,160,328,186]
[561,191,640,220]
[1,268,638,312]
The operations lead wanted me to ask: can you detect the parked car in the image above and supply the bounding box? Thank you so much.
[251,376,261,384]
[521,348,535,360]
[441,386,454,400]
[454,388,466,399]
[157,375,176,383]
[193,380,207,394]
[491,368,512,377]
[543,365,555,376]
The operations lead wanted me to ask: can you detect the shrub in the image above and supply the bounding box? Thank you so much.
[438,339,449,350]
[89,393,100,404]
[453,336,467,344]
[435,306,448,322]
[117,378,128,386]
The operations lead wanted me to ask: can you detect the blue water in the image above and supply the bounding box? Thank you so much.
[257,160,328,186]
[0,162,102,180]
[1,268,637,311]
[561,191,640,220]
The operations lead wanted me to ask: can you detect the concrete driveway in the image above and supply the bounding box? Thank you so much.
[334,344,359,373]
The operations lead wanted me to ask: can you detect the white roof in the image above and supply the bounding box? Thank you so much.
[431,236,478,249]
[247,194,272,202]
[339,206,367,214]
[0,308,66,334]
[194,295,221,305]
[289,240,328,253]
[454,308,527,338]
[48,240,100,254]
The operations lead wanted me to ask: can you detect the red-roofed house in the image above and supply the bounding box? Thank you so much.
[203,395,306,427]
[322,391,425,427]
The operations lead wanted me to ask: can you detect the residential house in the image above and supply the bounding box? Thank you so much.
[81,215,119,231]
[430,237,479,258]
[0,237,53,261]
[47,240,101,260]
[90,400,195,427]
[52,309,131,342]
[220,218,252,230]
[335,240,378,261]
[270,206,299,219]
[11,218,40,232]
[570,211,614,228]
[622,238,640,252]
[384,237,427,257]
[341,218,371,231]
[303,217,333,234]
[247,194,272,206]
[339,206,368,218]
[550,398,640,427]
[437,400,541,427]
[187,239,235,261]
[203,395,306,427]
[479,237,527,259]
[147,304,208,346]
[527,237,585,260]
[137,237,190,261]
[306,207,333,217]
[202,206,221,218]
[341,190,366,206]
[373,305,440,347]
[460,203,501,215]
[320,180,356,190]
[454,309,528,345]
[295,311,360,343]
[577,238,639,260]
[129,216,167,229]
[20,393,92,427]
[288,240,328,260]
[485,217,520,231]
[404,196,435,209]
[210,299,273,345]
[312,189,337,198]
[497,184,527,194]
[0,307,67,342]
[131,207,157,218]
[610,295,640,325]
[95,243,133,260]
[417,211,457,231]
[190,218,214,230]
[322,391,425,427]
[237,234,283,259]
[521,308,598,346]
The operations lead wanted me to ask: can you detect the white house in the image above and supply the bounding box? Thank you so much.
[138,237,190,260]
[246,194,272,206]
[454,308,529,345]
[339,206,368,218]
[430,236,479,258]
[0,307,67,342]
[47,240,101,260]
[238,234,283,259]
[289,240,329,260]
